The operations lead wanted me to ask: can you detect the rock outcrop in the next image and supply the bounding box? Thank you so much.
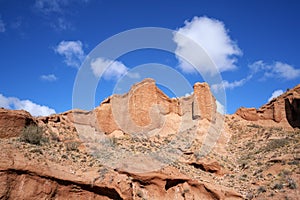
[0,78,239,200]
[236,84,300,128]
[193,82,216,122]
[0,108,36,138]
[1,79,300,199]
[94,78,217,135]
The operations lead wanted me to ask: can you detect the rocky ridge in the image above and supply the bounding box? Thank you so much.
[236,84,300,129]
[0,79,299,199]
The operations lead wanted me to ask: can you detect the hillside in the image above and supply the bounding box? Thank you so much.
[0,79,299,199]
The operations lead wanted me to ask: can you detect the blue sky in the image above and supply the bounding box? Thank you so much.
[0,0,299,116]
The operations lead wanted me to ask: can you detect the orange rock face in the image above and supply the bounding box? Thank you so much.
[128,79,180,126]
[236,84,300,128]
[0,108,36,138]
[95,78,217,134]
[193,82,216,122]
[235,107,259,121]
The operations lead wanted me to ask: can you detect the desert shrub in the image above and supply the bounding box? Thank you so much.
[264,138,289,152]
[20,125,44,145]
[65,141,80,151]
[287,160,299,165]
[257,186,266,193]
[279,169,291,177]
[273,183,283,190]
[247,124,262,128]
[106,137,118,147]
[270,127,283,131]
[50,131,60,142]
[287,178,297,189]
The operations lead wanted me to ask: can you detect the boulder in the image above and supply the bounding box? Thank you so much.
[235,107,259,121]
[0,108,36,138]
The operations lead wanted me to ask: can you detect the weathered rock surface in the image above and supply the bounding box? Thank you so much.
[0,142,242,200]
[1,79,299,199]
[236,84,300,128]
[95,78,217,135]
[0,78,239,200]
[0,108,36,138]
[193,82,216,122]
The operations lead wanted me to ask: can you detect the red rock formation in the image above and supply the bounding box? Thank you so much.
[235,107,259,121]
[193,82,216,122]
[0,108,36,138]
[236,84,300,128]
[0,79,240,199]
[127,78,180,126]
[1,79,300,199]
[95,78,216,134]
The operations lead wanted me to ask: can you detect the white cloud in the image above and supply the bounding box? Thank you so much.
[248,60,266,73]
[55,40,85,68]
[0,94,10,108]
[249,60,300,80]
[0,17,5,33]
[271,62,300,80]
[184,92,193,97]
[268,89,284,102]
[90,57,129,80]
[0,93,56,116]
[173,16,242,74]
[40,74,58,81]
[211,75,252,92]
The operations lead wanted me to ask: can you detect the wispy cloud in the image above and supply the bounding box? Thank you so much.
[34,0,90,14]
[268,89,284,102]
[211,75,252,92]
[51,17,73,31]
[249,60,300,80]
[212,60,299,92]
[173,16,242,74]
[0,16,5,33]
[34,0,66,15]
[90,57,129,80]
[33,0,89,31]
[0,93,56,116]
[40,74,58,81]
[55,40,85,68]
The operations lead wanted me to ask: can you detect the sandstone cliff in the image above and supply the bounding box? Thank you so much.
[94,78,216,135]
[236,84,300,128]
